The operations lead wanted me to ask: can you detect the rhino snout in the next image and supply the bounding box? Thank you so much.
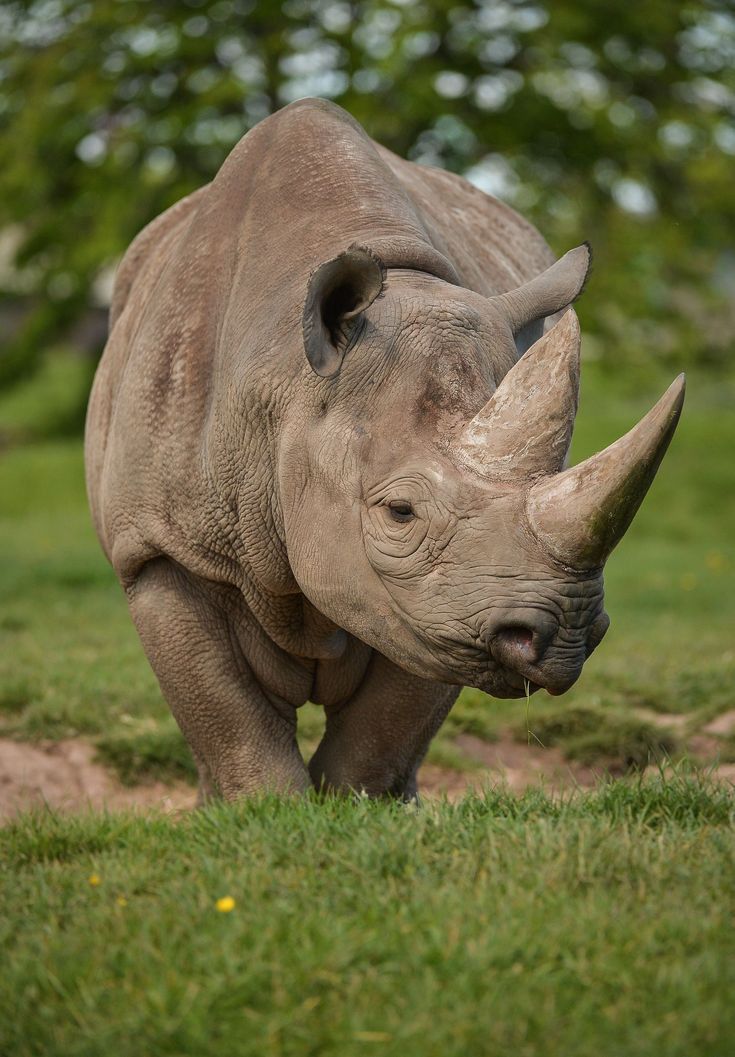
[484,610,610,697]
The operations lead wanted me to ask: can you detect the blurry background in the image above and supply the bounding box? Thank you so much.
[2,0,735,416]
[0,0,733,798]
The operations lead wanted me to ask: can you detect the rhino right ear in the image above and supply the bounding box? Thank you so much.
[302,246,385,378]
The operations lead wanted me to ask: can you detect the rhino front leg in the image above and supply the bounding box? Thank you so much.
[309,654,457,799]
[127,558,311,799]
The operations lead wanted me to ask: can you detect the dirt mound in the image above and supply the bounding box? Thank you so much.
[0,733,598,819]
[0,738,196,821]
[1,734,732,820]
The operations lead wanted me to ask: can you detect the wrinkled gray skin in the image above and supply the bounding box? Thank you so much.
[85,99,684,800]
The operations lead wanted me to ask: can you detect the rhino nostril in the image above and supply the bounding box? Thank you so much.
[506,627,534,650]
[493,624,538,663]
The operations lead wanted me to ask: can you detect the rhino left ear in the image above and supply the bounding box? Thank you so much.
[302,246,385,378]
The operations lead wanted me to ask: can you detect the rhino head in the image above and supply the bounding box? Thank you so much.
[281,245,684,699]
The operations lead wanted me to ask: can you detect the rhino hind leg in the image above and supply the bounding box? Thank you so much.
[127,559,311,799]
[309,655,457,799]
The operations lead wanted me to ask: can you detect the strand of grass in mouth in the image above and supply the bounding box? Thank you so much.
[524,678,544,748]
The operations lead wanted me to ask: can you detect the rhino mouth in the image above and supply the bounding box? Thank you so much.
[393,610,585,699]
[472,668,544,699]
[421,630,581,699]
[415,628,545,698]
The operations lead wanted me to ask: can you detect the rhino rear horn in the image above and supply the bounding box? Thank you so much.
[303,245,385,378]
[527,374,686,569]
[492,244,591,352]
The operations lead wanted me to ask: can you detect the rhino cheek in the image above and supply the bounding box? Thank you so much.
[282,485,441,670]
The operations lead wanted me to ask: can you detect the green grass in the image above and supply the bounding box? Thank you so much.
[0,778,733,1057]
[0,366,734,779]
[0,347,94,444]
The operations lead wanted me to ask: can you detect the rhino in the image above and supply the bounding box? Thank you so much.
[85,98,684,800]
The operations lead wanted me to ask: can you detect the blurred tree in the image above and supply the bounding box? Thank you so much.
[1,0,734,389]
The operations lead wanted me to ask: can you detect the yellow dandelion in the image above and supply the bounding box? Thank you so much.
[116,896,128,907]
[88,873,101,886]
[216,895,235,913]
[706,550,726,571]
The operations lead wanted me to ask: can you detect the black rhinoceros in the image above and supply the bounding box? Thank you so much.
[85,99,684,800]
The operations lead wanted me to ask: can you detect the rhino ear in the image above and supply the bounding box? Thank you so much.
[302,246,385,378]
[492,244,592,356]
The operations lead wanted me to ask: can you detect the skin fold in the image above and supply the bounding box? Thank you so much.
[85,99,683,800]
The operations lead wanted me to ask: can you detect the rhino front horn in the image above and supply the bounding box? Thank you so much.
[459,308,581,478]
[527,374,686,569]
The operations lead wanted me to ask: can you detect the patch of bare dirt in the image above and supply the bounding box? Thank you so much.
[1,730,732,821]
[457,732,601,790]
[1,733,601,816]
[416,764,474,802]
[417,733,604,801]
[634,709,691,731]
[702,710,735,737]
[0,738,196,822]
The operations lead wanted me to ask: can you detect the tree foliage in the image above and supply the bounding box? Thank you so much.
[1,0,734,386]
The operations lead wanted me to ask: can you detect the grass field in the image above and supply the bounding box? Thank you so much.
[1,358,734,1054]
[1,779,734,1057]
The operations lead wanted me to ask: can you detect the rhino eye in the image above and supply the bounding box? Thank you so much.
[387,500,415,523]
